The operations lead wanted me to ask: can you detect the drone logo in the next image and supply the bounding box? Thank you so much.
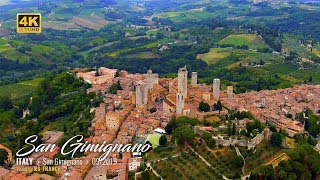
[17,13,42,34]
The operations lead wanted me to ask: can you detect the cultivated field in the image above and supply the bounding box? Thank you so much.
[151,150,222,179]
[43,20,81,30]
[0,78,43,99]
[70,16,109,30]
[126,52,159,59]
[197,48,232,65]
[195,142,242,179]
[218,34,268,50]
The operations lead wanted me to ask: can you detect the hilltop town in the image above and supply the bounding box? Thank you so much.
[1,66,319,179]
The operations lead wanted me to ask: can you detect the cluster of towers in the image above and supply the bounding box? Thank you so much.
[135,66,233,113]
[135,69,159,108]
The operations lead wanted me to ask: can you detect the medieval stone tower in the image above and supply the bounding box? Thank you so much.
[191,72,197,87]
[227,86,234,99]
[146,69,159,91]
[176,66,188,114]
[213,78,220,100]
[178,65,188,98]
[176,92,185,114]
[136,82,148,108]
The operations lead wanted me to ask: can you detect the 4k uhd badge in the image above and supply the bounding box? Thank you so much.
[16,13,42,33]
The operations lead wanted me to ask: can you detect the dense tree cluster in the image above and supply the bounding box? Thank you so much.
[0,73,98,157]
[251,144,320,180]
[199,101,210,112]
[270,132,283,147]
[165,116,200,134]
[201,131,216,148]
[0,148,8,166]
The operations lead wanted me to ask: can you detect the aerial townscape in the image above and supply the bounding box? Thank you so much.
[1,0,320,180]
[1,65,320,179]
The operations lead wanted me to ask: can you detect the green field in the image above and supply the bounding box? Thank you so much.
[152,150,222,179]
[31,45,52,54]
[126,52,159,59]
[0,39,53,62]
[146,29,158,36]
[0,78,43,99]
[155,11,180,18]
[153,9,216,23]
[146,133,162,148]
[80,41,118,58]
[170,11,216,22]
[197,47,262,66]
[218,34,268,50]
[1,49,29,62]
[103,42,158,57]
[197,48,232,65]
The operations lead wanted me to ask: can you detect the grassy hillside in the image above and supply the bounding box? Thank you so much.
[218,34,268,50]
[0,78,43,99]
[197,48,232,65]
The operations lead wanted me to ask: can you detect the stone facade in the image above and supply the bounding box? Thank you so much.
[135,82,148,108]
[176,92,185,114]
[178,65,188,98]
[105,113,121,131]
[227,86,234,99]
[191,72,197,87]
[213,78,220,100]
[146,69,159,91]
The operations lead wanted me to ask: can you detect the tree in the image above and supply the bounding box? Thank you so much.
[173,126,195,145]
[149,108,157,113]
[215,100,222,113]
[159,135,167,146]
[156,31,164,39]
[227,121,232,136]
[206,138,216,148]
[95,69,100,76]
[253,165,275,179]
[203,119,211,126]
[308,76,313,83]
[0,96,13,110]
[232,123,236,135]
[115,70,120,77]
[165,116,177,134]
[0,148,8,165]
[270,132,282,147]
[109,81,122,94]
[202,131,211,140]
[199,101,210,112]
[141,170,150,179]
[232,156,244,168]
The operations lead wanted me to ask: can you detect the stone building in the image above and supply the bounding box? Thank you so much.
[202,92,211,101]
[227,86,234,99]
[178,65,188,98]
[191,72,197,87]
[176,92,185,114]
[105,113,121,131]
[135,82,148,108]
[176,66,188,114]
[146,69,159,91]
[213,78,220,100]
